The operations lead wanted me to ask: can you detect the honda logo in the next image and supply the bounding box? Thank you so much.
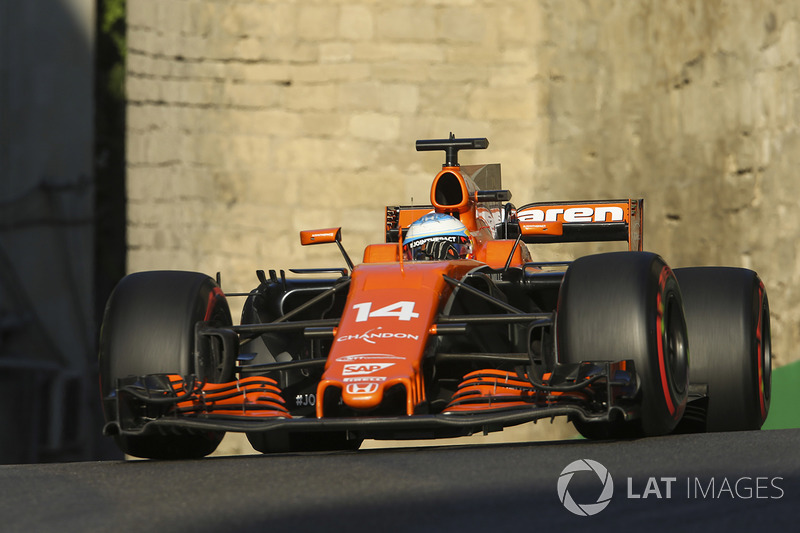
[345,383,379,394]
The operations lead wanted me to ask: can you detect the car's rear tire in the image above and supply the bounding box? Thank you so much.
[557,252,689,438]
[673,267,771,431]
[99,271,232,459]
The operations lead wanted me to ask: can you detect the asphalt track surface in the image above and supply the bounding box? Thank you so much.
[1,428,798,533]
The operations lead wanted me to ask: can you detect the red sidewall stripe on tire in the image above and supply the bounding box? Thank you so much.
[204,286,225,321]
[756,281,766,421]
[656,266,675,417]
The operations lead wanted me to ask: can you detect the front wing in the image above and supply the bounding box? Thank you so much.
[103,361,640,441]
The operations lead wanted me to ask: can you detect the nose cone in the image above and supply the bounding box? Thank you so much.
[324,356,414,413]
[316,261,479,417]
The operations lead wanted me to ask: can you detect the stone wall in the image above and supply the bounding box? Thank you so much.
[127,1,799,369]
[534,0,800,369]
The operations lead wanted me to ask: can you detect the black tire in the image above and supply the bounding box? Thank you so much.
[247,431,362,454]
[674,267,771,431]
[99,271,232,459]
[557,252,689,438]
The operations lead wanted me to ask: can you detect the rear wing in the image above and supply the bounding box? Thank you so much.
[517,199,644,251]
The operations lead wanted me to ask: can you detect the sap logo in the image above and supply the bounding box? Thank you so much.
[342,363,395,376]
[345,383,379,394]
[518,206,625,223]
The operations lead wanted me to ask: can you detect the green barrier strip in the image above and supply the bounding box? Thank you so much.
[763,360,800,430]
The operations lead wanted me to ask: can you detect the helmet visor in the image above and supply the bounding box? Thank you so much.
[403,235,472,261]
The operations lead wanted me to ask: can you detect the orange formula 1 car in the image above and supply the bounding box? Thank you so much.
[99,136,772,459]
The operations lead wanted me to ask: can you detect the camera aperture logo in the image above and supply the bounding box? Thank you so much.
[557,459,614,516]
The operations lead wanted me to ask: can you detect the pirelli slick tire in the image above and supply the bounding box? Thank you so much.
[674,267,771,431]
[557,252,689,438]
[99,271,232,459]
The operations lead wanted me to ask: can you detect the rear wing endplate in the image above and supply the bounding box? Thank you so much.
[517,199,643,251]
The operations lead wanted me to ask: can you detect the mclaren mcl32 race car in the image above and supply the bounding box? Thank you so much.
[99,136,772,459]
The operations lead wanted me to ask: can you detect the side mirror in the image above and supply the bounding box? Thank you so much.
[300,227,342,246]
[299,227,354,272]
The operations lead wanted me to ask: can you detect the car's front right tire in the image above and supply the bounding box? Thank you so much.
[557,252,689,438]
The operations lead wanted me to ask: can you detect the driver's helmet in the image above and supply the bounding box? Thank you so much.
[403,213,474,261]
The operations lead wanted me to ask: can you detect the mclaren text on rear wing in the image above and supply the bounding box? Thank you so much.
[517,199,643,251]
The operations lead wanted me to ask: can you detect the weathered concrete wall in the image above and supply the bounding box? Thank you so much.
[535,0,800,369]
[126,1,548,303]
[127,0,800,368]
